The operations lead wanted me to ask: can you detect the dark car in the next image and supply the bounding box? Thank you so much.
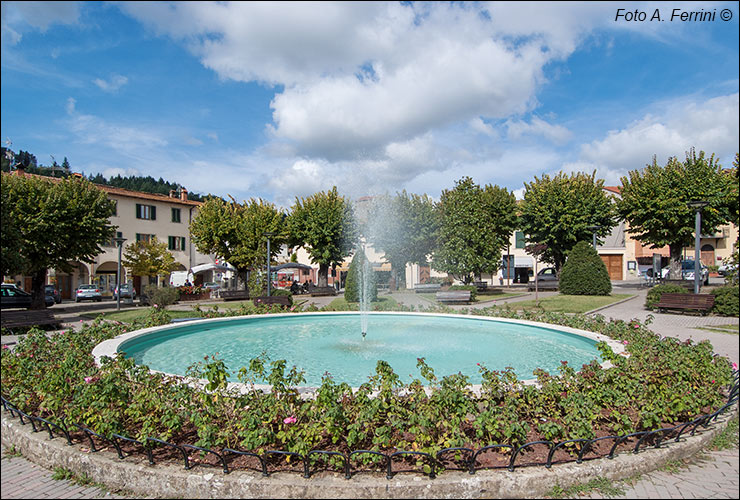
[45,284,62,304]
[113,283,136,300]
[1,284,54,308]
[527,268,559,290]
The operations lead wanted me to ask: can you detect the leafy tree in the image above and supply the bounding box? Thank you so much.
[2,174,116,308]
[344,247,377,303]
[366,191,437,289]
[1,180,27,281]
[519,171,615,273]
[122,238,179,283]
[618,149,737,279]
[288,187,358,287]
[559,241,612,295]
[432,177,518,284]
[190,197,286,290]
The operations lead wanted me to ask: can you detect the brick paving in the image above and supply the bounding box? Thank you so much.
[1,286,737,498]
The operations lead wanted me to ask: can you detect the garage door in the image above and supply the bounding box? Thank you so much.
[600,255,623,281]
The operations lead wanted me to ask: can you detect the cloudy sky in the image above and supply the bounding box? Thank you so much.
[1,1,738,207]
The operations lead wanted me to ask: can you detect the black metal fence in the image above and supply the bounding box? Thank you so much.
[1,370,737,480]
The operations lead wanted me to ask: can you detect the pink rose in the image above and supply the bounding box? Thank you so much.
[1,345,8,350]
[283,416,297,424]
[732,362,738,371]
[622,340,629,345]
[84,376,93,384]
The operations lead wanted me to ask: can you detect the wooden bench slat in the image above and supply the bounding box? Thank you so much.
[219,290,250,301]
[656,293,714,314]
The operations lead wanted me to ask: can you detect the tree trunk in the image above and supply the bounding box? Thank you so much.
[318,263,329,287]
[30,268,48,310]
[668,244,683,280]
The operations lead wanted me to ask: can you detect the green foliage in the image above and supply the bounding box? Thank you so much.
[344,247,377,303]
[122,238,178,279]
[559,241,612,296]
[433,177,518,283]
[519,171,615,272]
[366,191,438,288]
[142,284,179,307]
[288,187,358,287]
[190,197,286,289]
[619,149,737,278]
[645,284,688,309]
[2,174,116,308]
[448,284,477,301]
[710,286,739,317]
[271,288,294,306]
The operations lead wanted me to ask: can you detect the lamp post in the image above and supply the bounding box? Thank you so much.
[585,225,601,249]
[113,236,127,311]
[687,201,708,294]
[264,232,275,296]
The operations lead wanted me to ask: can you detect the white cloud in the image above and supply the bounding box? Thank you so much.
[93,74,129,93]
[506,117,573,144]
[2,1,80,49]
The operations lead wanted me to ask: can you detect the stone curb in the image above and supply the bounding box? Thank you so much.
[2,405,736,499]
[585,293,640,315]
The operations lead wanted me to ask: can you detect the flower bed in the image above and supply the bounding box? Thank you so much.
[178,285,210,301]
[0,305,736,478]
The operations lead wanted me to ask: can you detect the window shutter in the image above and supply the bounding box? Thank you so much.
[136,233,141,242]
[136,204,142,219]
[150,205,156,220]
[181,237,186,250]
[515,232,525,249]
[168,236,174,250]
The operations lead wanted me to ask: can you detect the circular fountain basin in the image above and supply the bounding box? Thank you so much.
[94,312,624,388]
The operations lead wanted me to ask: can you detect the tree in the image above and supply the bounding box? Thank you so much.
[190,196,286,290]
[366,191,437,289]
[2,174,116,308]
[344,247,377,303]
[1,180,27,282]
[618,149,737,279]
[559,240,612,295]
[288,187,358,287]
[122,238,179,283]
[519,171,615,273]
[432,177,518,284]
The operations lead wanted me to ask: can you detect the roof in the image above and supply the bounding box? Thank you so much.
[603,186,621,195]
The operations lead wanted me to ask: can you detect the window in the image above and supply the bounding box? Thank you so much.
[168,236,186,251]
[171,208,181,223]
[136,233,155,243]
[136,204,156,220]
[515,231,526,249]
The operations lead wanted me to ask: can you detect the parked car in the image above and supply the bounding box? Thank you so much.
[45,284,62,304]
[1,284,54,308]
[535,268,558,282]
[527,268,559,291]
[113,283,136,300]
[203,282,221,291]
[681,260,709,286]
[75,284,103,302]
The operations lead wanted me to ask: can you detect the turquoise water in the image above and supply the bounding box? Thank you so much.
[120,313,602,387]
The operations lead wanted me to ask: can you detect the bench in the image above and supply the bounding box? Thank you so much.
[414,283,442,293]
[219,290,250,301]
[435,291,471,304]
[472,281,488,292]
[253,295,292,307]
[309,287,337,297]
[527,280,559,291]
[656,293,715,315]
[1,309,61,329]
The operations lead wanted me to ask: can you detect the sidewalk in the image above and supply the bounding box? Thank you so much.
[1,287,737,499]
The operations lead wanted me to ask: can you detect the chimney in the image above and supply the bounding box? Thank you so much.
[180,188,188,201]
[169,190,177,198]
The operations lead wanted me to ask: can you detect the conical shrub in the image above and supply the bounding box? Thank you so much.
[559,240,612,295]
[344,247,377,303]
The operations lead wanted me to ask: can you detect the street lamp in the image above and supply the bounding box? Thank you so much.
[263,232,275,297]
[113,236,127,311]
[687,201,708,294]
[585,225,601,249]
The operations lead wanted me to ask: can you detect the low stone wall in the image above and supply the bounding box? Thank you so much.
[2,405,736,499]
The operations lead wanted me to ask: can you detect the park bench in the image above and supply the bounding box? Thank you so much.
[472,281,488,292]
[253,295,292,307]
[435,290,471,304]
[527,280,559,291]
[309,286,337,297]
[414,283,442,293]
[219,290,250,301]
[656,293,715,315]
[1,309,61,330]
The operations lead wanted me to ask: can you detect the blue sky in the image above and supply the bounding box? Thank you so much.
[2,1,738,208]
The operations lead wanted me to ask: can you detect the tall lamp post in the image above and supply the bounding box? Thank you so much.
[687,201,708,294]
[113,236,127,311]
[585,225,601,249]
[264,232,275,297]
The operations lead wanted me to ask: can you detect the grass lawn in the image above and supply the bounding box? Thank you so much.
[81,308,202,324]
[695,324,739,335]
[502,293,634,314]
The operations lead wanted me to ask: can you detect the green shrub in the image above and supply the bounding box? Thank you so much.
[645,283,688,309]
[344,248,377,303]
[559,241,612,296]
[449,284,477,301]
[711,286,739,317]
[271,288,293,306]
[142,284,179,307]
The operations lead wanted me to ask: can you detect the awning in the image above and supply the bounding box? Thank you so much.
[272,263,314,272]
[514,256,533,268]
[190,263,236,275]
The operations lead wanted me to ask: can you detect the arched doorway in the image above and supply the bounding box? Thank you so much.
[700,244,715,268]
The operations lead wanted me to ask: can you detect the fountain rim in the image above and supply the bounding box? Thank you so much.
[92,311,627,396]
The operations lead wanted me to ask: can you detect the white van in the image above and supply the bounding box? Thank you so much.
[169,271,192,287]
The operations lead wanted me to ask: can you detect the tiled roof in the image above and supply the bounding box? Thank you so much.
[603,186,621,195]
